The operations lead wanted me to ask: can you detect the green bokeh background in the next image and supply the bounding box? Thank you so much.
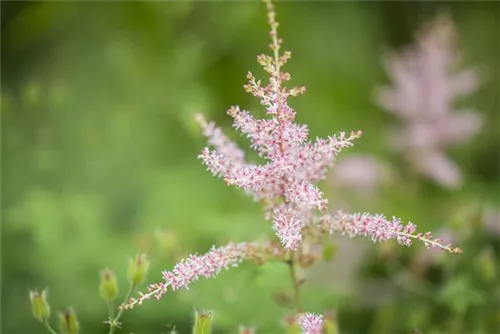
[1,1,499,333]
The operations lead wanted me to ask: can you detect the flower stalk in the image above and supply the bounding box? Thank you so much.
[286,255,303,313]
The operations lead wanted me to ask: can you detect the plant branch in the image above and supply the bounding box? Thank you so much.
[109,283,136,334]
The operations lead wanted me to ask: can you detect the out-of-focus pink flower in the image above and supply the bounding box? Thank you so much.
[376,13,482,189]
[330,155,389,191]
[416,151,461,189]
[298,313,324,334]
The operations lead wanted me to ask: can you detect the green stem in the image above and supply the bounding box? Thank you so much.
[287,255,303,313]
[107,299,115,323]
[109,283,136,334]
[43,320,58,334]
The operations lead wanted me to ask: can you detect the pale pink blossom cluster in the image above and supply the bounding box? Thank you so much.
[297,313,324,334]
[196,1,362,250]
[322,211,462,253]
[122,241,285,309]
[376,13,482,189]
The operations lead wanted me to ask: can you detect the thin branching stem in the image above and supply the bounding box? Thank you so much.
[287,253,303,313]
[107,299,115,324]
[43,320,58,334]
[109,283,136,334]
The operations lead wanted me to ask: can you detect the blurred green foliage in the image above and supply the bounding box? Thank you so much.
[1,1,499,333]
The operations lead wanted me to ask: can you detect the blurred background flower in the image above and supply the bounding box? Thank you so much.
[329,155,390,193]
[375,12,484,189]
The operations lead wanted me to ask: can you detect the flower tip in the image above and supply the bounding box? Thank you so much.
[194,113,205,124]
[354,129,363,138]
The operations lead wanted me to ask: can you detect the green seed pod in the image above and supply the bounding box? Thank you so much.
[128,253,150,286]
[29,289,51,322]
[99,268,118,301]
[59,308,80,334]
[192,310,213,334]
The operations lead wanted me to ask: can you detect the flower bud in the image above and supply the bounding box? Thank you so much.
[192,310,213,334]
[59,308,80,334]
[128,253,150,285]
[99,268,118,301]
[29,289,51,322]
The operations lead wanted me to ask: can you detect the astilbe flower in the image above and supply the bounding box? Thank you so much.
[297,313,324,334]
[321,212,461,254]
[122,0,461,312]
[196,3,460,254]
[197,0,362,251]
[122,241,285,309]
[376,13,482,189]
